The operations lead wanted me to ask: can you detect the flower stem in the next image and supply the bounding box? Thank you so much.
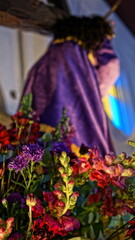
[7,171,11,190]
[1,154,5,195]
[26,122,32,144]
[21,171,28,188]
[26,206,32,240]
[27,161,34,191]
[106,216,135,240]
[60,182,70,216]
[17,127,22,144]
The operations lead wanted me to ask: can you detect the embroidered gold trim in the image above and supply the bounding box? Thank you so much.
[52,36,84,47]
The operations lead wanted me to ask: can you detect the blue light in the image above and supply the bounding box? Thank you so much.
[109,95,134,136]
[109,96,121,129]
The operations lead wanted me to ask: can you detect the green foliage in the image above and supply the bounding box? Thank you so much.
[20,93,32,117]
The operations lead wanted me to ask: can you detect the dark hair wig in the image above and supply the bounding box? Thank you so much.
[53,16,114,52]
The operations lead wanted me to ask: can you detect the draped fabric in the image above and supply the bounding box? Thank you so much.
[22,39,119,156]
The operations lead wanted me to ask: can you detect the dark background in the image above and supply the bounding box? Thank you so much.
[104,0,135,35]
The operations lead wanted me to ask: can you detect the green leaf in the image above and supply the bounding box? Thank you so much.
[98,231,105,240]
[89,225,95,240]
[88,212,94,224]
[42,149,52,166]
[93,221,103,239]
[128,140,135,148]
[30,181,40,193]
[11,180,25,189]
[81,225,91,235]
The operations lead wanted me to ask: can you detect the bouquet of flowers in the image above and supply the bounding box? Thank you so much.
[0,93,135,240]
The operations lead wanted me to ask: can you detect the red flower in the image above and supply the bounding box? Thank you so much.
[0,124,10,148]
[43,192,57,212]
[72,157,91,175]
[28,122,40,143]
[43,191,65,217]
[9,112,40,144]
[87,191,102,205]
[32,212,80,239]
[90,169,126,188]
[32,214,61,240]
[43,214,61,234]
[32,199,46,218]
[90,170,112,188]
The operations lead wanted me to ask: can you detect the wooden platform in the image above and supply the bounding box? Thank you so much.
[0,112,11,128]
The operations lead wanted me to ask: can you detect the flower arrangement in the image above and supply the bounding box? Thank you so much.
[0,93,135,240]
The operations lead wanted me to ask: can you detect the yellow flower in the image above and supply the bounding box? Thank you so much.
[26,194,37,207]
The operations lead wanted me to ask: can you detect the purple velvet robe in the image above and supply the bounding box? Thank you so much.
[22,39,119,156]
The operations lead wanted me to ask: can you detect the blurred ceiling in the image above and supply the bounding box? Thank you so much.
[104,0,135,35]
[0,0,69,33]
[0,0,134,36]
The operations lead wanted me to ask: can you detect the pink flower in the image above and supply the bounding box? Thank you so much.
[104,153,116,165]
[6,217,14,227]
[0,227,6,240]
[53,190,63,199]
[68,180,74,185]
[58,216,80,233]
[0,217,14,240]
[54,200,65,207]
[105,164,124,177]
[71,192,79,200]
[54,181,63,190]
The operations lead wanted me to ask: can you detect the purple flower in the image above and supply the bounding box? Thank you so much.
[20,197,27,208]
[8,144,44,172]
[8,232,24,240]
[22,143,44,162]
[7,193,22,205]
[8,153,31,172]
[6,193,27,209]
[51,142,70,155]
